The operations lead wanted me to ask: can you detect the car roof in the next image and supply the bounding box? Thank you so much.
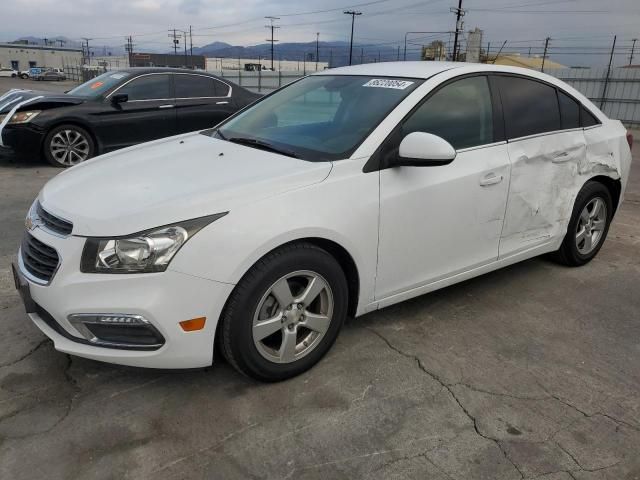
[314,61,560,81]
[115,67,216,76]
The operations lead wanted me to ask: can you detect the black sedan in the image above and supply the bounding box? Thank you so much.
[0,68,259,167]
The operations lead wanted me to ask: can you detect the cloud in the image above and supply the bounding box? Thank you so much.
[179,0,203,15]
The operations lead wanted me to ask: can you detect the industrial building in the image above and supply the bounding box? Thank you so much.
[0,43,82,71]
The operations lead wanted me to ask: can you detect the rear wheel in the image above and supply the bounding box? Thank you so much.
[219,243,348,381]
[552,181,613,266]
[43,124,95,167]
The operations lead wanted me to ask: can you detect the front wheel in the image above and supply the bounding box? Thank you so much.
[552,181,613,266]
[43,124,96,167]
[219,243,349,381]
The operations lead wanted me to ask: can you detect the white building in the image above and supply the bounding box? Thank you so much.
[206,57,328,73]
[0,43,83,71]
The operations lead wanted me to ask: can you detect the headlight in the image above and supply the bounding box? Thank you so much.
[80,213,227,273]
[7,110,41,124]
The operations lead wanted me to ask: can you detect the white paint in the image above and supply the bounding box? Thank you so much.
[21,62,630,369]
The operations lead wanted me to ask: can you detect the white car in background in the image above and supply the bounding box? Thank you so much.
[0,68,18,78]
[13,62,632,381]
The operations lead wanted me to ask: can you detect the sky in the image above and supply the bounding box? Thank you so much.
[2,0,640,67]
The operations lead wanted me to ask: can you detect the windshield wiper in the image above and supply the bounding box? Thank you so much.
[226,136,299,159]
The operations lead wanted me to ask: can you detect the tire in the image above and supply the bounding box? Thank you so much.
[552,181,613,266]
[219,242,349,382]
[43,124,96,168]
[21,74,28,79]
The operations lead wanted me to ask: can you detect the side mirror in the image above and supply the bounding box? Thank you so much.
[395,132,456,167]
[111,93,128,105]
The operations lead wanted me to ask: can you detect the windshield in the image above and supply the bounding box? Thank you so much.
[67,71,131,98]
[211,75,422,161]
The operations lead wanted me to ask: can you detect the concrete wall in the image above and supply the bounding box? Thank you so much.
[0,44,82,71]
[206,57,328,73]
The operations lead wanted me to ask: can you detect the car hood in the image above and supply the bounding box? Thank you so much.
[39,132,333,236]
[0,89,85,114]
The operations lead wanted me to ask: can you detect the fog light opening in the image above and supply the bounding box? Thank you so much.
[67,313,165,349]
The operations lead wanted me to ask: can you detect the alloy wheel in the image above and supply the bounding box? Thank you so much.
[252,270,334,364]
[575,197,607,255]
[50,129,91,165]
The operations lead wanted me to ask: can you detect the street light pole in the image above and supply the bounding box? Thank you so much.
[316,32,320,71]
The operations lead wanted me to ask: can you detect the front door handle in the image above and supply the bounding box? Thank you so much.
[216,101,229,105]
[158,104,174,109]
[480,174,504,187]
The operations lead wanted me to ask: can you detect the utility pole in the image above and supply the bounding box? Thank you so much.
[316,32,320,71]
[601,35,617,109]
[189,26,194,65]
[541,36,550,72]
[344,10,362,66]
[168,29,181,56]
[183,30,188,67]
[450,0,466,61]
[124,36,134,67]
[360,48,364,64]
[630,38,638,66]
[82,38,92,65]
[397,45,400,60]
[265,16,280,71]
[329,48,333,68]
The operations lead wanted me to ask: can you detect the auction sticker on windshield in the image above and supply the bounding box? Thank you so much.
[363,79,414,90]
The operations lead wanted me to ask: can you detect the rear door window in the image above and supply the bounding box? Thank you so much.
[498,76,561,139]
[175,74,217,98]
[558,91,580,129]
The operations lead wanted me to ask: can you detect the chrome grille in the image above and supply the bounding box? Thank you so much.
[21,233,60,283]
[36,202,73,236]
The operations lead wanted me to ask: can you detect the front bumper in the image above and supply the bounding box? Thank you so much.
[15,226,234,369]
[1,124,44,156]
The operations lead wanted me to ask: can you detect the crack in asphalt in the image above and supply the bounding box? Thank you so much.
[365,325,633,480]
[0,338,49,368]
[366,326,526,479]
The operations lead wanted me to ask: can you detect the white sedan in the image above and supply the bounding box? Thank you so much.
[0,68,18,78]
[13,62,632,381]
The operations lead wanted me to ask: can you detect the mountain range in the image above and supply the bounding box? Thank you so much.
[12,37,421,66]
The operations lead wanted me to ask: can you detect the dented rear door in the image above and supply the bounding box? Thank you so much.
[500,129,587,256]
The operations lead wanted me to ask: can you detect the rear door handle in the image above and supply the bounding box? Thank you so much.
[552,151,571,163]
[216,101,229,105]
[480,174,504,187]
[158,104,174,109]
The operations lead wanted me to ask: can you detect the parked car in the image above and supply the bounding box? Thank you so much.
[33,70,66,81]
[12,62,632,381]
[0,68,260,167]
[0,68,18,78]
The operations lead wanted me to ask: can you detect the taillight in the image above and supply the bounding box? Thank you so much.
[627,131,634,149]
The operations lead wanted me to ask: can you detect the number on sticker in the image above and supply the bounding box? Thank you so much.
[363,79,414,90]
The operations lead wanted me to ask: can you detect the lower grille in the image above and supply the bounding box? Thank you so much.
[21,233,60,283]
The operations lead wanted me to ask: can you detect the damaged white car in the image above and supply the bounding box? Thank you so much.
[13,62,632,381]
